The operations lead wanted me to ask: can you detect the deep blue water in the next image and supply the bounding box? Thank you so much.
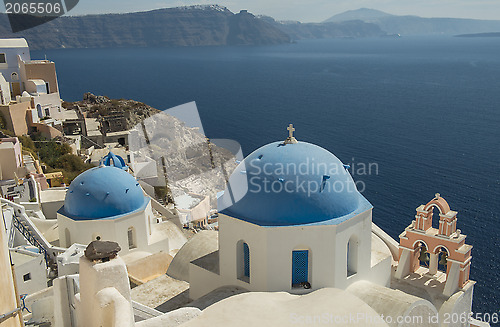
[34,36,500,316]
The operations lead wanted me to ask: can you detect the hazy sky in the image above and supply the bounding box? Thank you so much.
[3,0,500,22]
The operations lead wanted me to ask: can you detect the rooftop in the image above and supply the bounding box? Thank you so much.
[10,248,42,266]
[175,193,204,210]
[0,38,28,48]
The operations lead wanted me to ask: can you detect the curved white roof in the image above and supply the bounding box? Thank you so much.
[0,38,28,48]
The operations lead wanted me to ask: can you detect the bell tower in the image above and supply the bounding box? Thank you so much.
[395,194,472,297]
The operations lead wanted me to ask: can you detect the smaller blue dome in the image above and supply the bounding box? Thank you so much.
[102,151,128,170]
[61,166,148,220]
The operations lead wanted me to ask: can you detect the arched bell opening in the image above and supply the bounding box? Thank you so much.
[432,206,441,230]
[416,242,430,268]
[436,246,449,273]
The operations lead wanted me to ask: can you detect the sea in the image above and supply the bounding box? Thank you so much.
[33,35,500,317]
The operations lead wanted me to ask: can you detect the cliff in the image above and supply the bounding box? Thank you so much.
[67,93,237,205]
[0,5,290,49]
[259,16,386,40]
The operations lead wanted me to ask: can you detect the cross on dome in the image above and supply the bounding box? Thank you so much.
[284,123,298,144]
[287,124,295,138]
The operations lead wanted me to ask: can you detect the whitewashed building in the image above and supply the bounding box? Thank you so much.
[57,165,169,256]
[189,128,392,298]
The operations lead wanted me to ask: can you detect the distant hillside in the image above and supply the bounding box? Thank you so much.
[324,8,500,35]
[456,32,500,37]
[259,16,385,40]
[0,5,290,49]
[325,8,393,23]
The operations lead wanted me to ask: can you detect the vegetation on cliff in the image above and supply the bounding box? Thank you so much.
[19,134,93,184]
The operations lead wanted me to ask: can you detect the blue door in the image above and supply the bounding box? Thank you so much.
[292,250,308,285]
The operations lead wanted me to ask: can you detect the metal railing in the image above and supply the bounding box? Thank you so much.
[11,214,50,265]
[1,198,65,269]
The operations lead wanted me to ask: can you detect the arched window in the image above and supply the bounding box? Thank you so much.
[243,243,250,278]
[347,235,358,277]
[432,206,441,230]
[37,104,43,119]
[127,227,136,249]
[292,249,310,288]
[11,72,18,81]
[237,240,250,282]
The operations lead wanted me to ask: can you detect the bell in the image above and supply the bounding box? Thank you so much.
[439,253,448,266]
[418,248,429,262]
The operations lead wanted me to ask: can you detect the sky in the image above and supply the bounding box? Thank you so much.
[57,0,500,22]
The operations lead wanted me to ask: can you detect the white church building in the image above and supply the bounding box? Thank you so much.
[57,164,168,255]
[189,125,393,298]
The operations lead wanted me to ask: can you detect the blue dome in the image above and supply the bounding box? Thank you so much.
[218,141,371,226]
[102,151,128,170]
[61,166,148,220]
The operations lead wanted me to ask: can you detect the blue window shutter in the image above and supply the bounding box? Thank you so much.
[292,250,308,284]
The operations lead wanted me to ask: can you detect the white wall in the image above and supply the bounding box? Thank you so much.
[0,73,12,104]
[0,41,30,85]
[11,249,47,296]
[33,92,62,118]
[190,208,392,300]
[77,256,134,327]
[58,201,168,255]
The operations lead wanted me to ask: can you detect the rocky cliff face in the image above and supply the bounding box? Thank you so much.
[0,5,290,49]
[69,93,161,131]
[68,93,237,207]
[259,16,386,40]
[227,10,291,45]
[129,108,237,207]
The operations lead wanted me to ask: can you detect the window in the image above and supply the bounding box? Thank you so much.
[292,250,309,288]
[0,53,6,64]
[44,108,50,117]
[243,243,250,278]
[23,273,31,282]
[237,240,250,282]
[37,104,43,119]
[11,72,18,81]
[128,227,136,249]
[347,236,358,277]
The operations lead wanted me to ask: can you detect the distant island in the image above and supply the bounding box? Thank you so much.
[324,8,500,36]
[2,5,500,49]
[455,32,500,37]
[0,5,388,50]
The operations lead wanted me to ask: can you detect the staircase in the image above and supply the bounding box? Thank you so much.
[1,198,65,270]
